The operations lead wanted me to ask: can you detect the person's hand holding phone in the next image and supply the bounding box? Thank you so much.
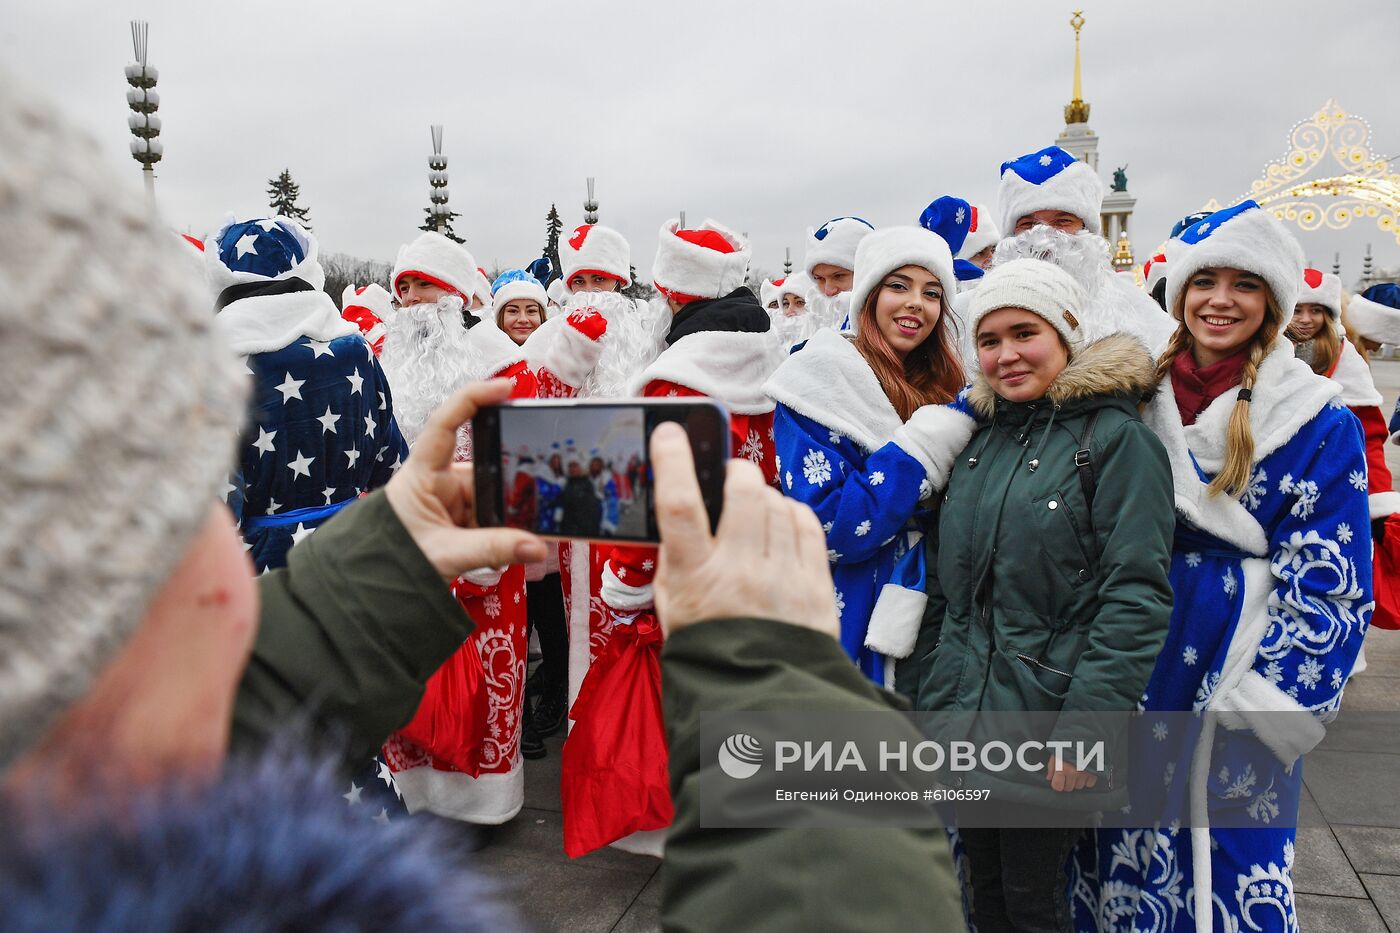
[650,421,839,639]
[385,379,549,582]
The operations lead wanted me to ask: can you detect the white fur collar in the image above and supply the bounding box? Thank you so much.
[763,328,904,451]
[217,288,359,356]
[633,330,782,414]
[1328,340,1382,407]
[1141,339,1338,556]
[462,318,527,380]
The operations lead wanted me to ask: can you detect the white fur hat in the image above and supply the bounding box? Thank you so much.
[957,204,1001,262]
[341,282,392,319]
[997,145,1104,236]
[491,269,548,314]
[776,271,816,303]
[391,232,478,300]
[847,226,957,329]
[803,216,875,278]
[652,218,750,302]
[547,278,571,307]
[1298,268,1341,317]
[1347,290,1400,345]
[1143,252,1169,296]
[968,258,1087,355]
[760,278,782,308]
[1164,201,1305,318]
[560,223,631,286]
[206,214,325,296]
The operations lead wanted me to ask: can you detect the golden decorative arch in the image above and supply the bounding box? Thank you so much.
[1240,100,1399,245]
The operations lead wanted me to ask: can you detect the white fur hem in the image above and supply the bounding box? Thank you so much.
[392,763,523,824]
[1370,490,1400,519]
[891,406,978,491]
[601,564,653,611]
[1211,670,1327,765]
[864,584,927,659]
[633,330,782,414]
[566,543,593,711]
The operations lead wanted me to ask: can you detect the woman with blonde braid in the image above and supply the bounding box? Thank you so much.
[1071,202,1374,933]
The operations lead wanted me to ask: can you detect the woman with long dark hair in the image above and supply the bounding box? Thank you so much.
[765,226,976,684]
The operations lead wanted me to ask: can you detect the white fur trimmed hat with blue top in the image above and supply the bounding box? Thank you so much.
[996,145,1104,236]
[1164,200,1305,316]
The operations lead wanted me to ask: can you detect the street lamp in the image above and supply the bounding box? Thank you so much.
[428,124,450,233]
[125,20,162,198]
[584,177,599,224]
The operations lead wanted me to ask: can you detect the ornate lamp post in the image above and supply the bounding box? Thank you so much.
[125,20,161,198]
[428,124,450,233]
[784,247,793,275]
[583,177,599,224]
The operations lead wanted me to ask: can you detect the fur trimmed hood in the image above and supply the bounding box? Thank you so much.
[967,332,1157,418]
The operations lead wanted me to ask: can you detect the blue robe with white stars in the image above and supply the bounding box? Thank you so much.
[1071,384,1373,933]
[234,333,407,572]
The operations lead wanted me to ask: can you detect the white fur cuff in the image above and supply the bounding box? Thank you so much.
[1370,490,1400,520]
[601,564,654,611]
[1211,669,1327,766]
[459,565,504,588]
[890,405,978,492]
[539,313,606,388]
[864,584,927,659]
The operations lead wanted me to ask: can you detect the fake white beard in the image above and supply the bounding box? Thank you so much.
[564,291,667,399]
[806,291,852,331]
[991,226,1111,305]
[379,294,476,448]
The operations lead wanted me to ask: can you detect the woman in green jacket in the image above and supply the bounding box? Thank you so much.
[904,258,1175,932]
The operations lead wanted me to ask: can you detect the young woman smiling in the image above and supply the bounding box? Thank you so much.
[903,259,1174,932]
[764,226,977,684]
[1072,202,1374,933]
[490,269,548,346]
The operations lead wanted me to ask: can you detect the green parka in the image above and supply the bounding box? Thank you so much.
[898,334,1174,807]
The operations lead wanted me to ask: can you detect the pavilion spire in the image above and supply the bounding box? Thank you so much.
[1064,10,1090,125]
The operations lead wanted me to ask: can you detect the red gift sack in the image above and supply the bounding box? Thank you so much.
[561,615,674,858]
[395,641,489,776]
[1372,515,1400,630]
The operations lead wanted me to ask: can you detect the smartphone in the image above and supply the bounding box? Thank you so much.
[472,398,730,544]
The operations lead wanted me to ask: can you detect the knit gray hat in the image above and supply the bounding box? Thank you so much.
[968,258,1087,355]
[0,75,249,770]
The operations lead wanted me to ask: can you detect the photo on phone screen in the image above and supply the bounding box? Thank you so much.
[472,399,729,544]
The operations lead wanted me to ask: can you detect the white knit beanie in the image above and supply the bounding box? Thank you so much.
[560,223,631,286]
[803,216,875,278]
[997,145,1104,236]
[1297,268,1341,317]
[1164,200,1304,318]
[968,258,1087,355]
[0,74,249,770]
[391,232,479,301]
[847,226,957,329]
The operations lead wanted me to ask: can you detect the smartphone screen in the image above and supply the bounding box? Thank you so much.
[472,398,730,544]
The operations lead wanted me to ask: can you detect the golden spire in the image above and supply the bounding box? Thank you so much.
[1064,10,1091,125]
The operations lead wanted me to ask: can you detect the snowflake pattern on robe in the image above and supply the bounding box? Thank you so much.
[231,335,407,572]
[772,404,932,683]
[1071,402,1372,933]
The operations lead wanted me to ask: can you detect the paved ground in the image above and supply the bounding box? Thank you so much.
[470,360,1400,932]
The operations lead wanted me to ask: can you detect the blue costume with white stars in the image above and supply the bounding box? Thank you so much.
[208,217,407,572]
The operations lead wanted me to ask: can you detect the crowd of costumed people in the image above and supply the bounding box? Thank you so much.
[8,62,1400,931]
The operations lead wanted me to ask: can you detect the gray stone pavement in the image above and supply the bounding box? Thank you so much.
[470,360,1400,932]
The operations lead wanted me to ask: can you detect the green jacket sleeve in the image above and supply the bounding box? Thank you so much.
[660,618,963,933]
[231,490,476,763]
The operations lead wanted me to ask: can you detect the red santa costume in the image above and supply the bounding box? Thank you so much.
[377,232,607,824]
[340,282,391,356]
[560,219,783,857]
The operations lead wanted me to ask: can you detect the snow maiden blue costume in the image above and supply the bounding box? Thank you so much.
[1069,202,1374,933]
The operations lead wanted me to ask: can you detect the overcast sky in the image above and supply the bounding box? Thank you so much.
[6,0,1398,285]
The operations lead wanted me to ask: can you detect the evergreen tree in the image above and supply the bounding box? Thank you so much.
[622,263,655,301]
[418,207,465,243]
[266,169,312,229]
[543,204,564,282]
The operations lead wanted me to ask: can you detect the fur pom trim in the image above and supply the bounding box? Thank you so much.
[864,583,927,659]
[560,224,631,285]
[1371,490,1400,520]
[1347,292,1400,346]
[652,218,750,301]
[217,287,358,355]
[847,226,958,332]
[392,232,478,300]
[803,217,874,278]
[634,330,782,414]
[1164,206,1304,317]
[997,158,1103,235]
[1329,340,1383,406]
[600,563,653,611]
[764,329,904,452]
